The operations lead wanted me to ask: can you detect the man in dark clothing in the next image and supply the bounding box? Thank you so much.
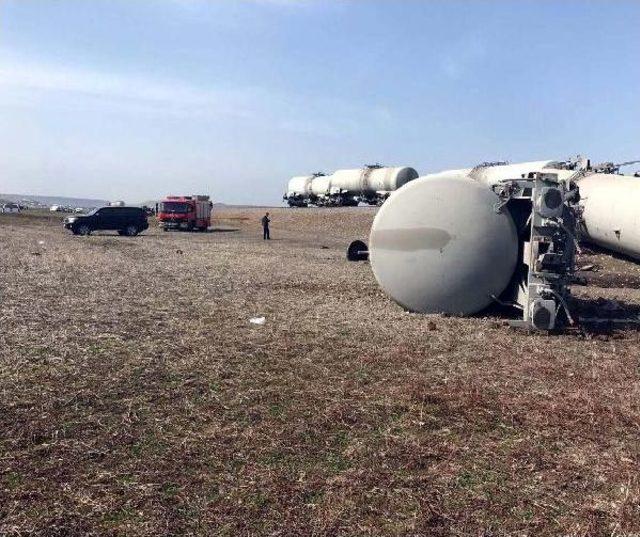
[261,212,270,240]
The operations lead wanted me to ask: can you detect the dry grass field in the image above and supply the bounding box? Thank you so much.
[1,207,640,536]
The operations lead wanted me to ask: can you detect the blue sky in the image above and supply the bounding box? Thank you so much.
[1,0,639,204]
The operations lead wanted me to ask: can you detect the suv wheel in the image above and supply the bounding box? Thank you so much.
[77,224,91,236]
[124,225,139,236]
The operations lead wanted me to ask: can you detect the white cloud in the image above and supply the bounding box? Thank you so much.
[0,59,257,118]
[0,56,393,138]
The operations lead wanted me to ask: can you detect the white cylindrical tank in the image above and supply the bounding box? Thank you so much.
[369,176,519,315]
[421,167,473,181]
[422,160,559,187]
[310,175,332,196]
[327,166,418,196]
[578,173,640,259]
[286,175,315,197]
[367,166,419,192]
[469,160,557,186]
[327,169,362,193]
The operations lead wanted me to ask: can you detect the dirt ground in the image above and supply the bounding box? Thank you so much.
[1,208,639,536]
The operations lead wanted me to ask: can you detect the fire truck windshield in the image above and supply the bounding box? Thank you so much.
[160,202,190,213]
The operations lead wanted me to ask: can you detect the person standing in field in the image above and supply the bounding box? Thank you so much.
[261,212,271,240]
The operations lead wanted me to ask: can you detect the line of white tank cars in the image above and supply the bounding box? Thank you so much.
[286,157,640,331]
[283,165,420,207]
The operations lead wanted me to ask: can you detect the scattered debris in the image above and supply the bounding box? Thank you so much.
[578,264,598,272]
[249,316,266,325]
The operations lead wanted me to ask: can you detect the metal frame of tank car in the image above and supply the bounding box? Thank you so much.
[491,171,580,330]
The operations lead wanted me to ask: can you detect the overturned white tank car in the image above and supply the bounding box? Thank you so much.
[284,165,419,207]
[576,169,640,259]
[453,158,640,261]
[348,158,640,330]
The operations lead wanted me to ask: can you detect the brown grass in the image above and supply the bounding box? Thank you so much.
[1,208,640,536]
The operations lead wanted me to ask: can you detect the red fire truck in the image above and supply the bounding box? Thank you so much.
[157,195,213,232]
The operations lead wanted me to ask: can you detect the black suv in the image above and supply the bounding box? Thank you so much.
[63,206,149,236]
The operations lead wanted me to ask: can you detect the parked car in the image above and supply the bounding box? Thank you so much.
[1,203,20,213]
[63,206,149,236]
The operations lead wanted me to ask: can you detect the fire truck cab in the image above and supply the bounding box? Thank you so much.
[157,195,212,232]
